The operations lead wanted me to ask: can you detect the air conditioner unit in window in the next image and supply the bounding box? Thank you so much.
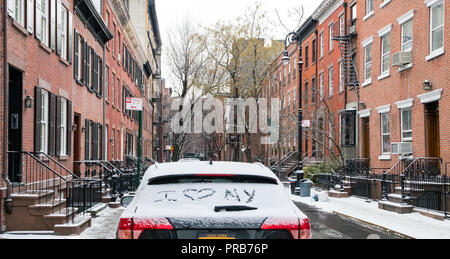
[392,51,412,66]
[391,142,413,155]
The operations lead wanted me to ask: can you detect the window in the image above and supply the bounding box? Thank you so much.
[319,72,324,100]
[60,98,67,156]
[401,19,413,51]
[305,45,309,67]
[311,77,317,103]
[40,90,49,154]
[320,32,325,58]
[351,4,357,22]
[9,0,25,26]
[112,72,115,106]
[366,0,374,16]
[304,81,308,104]
[364,43,373,82]
[380,33,391,75]
[116,77,120,109]
[339,61,344,92]
[328,66,334,97]
[60,5,68,60]
[40,0,49,46]
[105,66,109,101]
[401,108,412,142]
[312,39,317,63]
[381,113,390,155]
[293,91,296,111]
[329,24,334,52]
[112,23,116,56]
[293,59,297,78]
[339,15,345,36]
[430,1,444,54]
[76,34,83,80]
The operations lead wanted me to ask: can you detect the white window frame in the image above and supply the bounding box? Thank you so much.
[40,90,49,154]
[381,113,390,155]
[328,66,334,97]
[60,5,68,60]
[339,15,345,36]
[320,32,325,58]
[364,43,373,84]
[60,98,67,156]
[319,72,324,99]
[339,61,344,92]
[329,24,334,52]
[401,19,413,52]
[380,33,391,77]
[401,108,413,142]
[40,0,49,46]
[12,0,25,26]
[427,0,445,59]
[364,0,374,20]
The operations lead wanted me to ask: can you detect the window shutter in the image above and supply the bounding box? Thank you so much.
[35,0,42,40]
[68,12,73,64]
[86,45,91,88]
[27,0,34,33]
[83,41,88,85]
[67,101,72,156]
[93,52,98,93]
[48,93,56,156]
[73,30,79,80]
[85,119,90,160]
[55,96,62,156]
[99,58,103,97]
[50,0,56,50]
[56,0,62,56]
[34,87,42,152]
[92,122,98,160]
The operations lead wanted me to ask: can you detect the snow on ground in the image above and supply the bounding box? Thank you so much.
[288,187,450,239]
[0,207,124,239]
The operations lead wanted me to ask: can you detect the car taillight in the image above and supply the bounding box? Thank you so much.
[261,217,311,239]
[117,217,173,239]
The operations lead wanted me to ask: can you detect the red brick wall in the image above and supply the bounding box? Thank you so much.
[356,0,450,171]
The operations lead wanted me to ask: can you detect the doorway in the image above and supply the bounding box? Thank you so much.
[425,102,440,158]
[8,66,23,183]
[361,117,370,159]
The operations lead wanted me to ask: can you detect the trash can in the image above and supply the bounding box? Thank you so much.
[289,177,297,195]
[300,179,313,197]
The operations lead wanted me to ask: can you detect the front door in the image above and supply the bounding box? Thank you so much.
[8,67,23,183]
[361,117,370,159]
[425,102,440,158]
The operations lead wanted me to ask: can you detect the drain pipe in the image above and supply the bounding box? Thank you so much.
[3,0,13,215]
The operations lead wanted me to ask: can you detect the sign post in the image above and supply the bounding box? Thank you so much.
[126,97,143,186]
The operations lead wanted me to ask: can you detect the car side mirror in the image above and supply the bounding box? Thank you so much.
[120,195,135,208]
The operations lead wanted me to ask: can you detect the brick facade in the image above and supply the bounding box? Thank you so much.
[356,0,449,171]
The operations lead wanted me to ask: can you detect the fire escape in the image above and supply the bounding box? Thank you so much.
[333,19,360,93]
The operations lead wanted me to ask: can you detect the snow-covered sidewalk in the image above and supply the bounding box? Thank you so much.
[289,187,450,239]
[0,206,124,239]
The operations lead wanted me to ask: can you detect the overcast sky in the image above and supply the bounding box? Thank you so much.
[155,0,322,88]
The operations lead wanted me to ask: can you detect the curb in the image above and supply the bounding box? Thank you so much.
[332,211,415,239]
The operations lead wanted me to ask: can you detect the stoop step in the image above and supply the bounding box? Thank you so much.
[378,200,413,214]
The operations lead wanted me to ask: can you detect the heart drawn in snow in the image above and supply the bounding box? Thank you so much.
[183,188,216,201]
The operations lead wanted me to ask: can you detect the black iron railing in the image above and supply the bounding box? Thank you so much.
[67,178,102,221]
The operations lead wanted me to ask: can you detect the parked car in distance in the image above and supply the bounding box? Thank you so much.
[117,161,311,239]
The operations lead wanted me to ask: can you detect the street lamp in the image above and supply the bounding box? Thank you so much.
[283,31,304,194]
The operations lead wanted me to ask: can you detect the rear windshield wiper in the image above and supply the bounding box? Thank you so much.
[214,205,258,212]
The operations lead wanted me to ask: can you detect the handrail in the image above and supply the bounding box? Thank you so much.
[11,151,67,181]
[33,152,80,179]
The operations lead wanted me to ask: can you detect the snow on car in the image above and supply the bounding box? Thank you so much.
[116,161,311,239]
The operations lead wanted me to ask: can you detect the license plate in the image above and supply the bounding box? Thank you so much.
[198,233,236,239]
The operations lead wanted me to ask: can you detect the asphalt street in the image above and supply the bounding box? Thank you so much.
[294,202,406,239]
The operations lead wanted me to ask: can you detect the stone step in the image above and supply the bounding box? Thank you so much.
[28,199,67,216]
[11,191,56,206]
[387,193,412,204]
[394,186,424,194]
[378,200,413,214]
[54,216,92,235]
[43,207,79,228]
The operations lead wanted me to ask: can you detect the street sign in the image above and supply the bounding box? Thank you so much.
[302,120,311,128]
[126,97,143,111]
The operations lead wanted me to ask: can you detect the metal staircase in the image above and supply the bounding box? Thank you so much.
[333,20,360,89]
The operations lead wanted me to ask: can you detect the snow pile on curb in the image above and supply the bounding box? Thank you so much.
[288,187,450,239]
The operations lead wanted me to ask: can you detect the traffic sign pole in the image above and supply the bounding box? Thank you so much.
[137,110,143,187]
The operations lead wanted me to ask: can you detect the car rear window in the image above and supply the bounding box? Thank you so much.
[148,175,278,185]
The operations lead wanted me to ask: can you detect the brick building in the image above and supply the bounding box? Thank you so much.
[355,0,449,170]
[0,0,161,232]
